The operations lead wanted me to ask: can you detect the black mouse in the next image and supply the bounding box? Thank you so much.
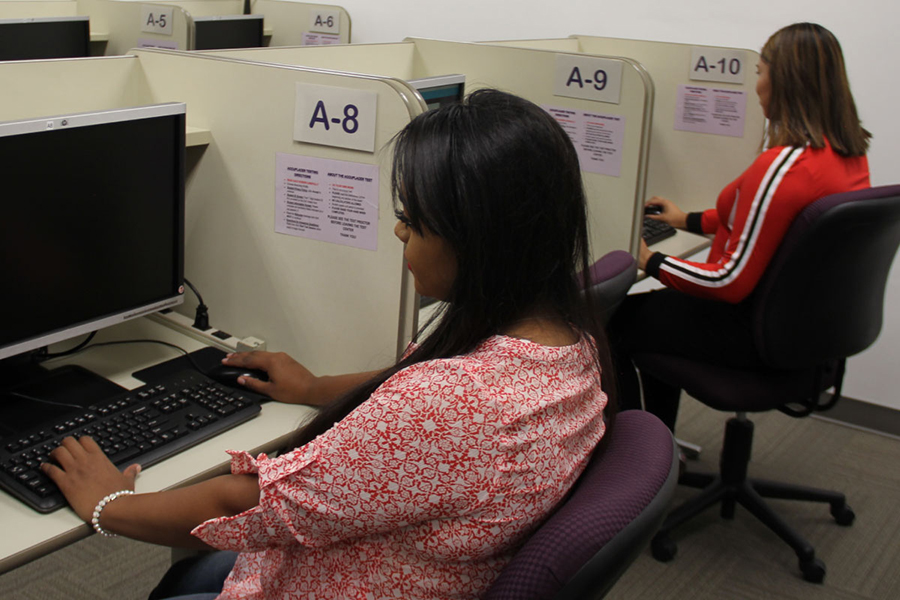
[644,204,663,215]
[206,365,269,388]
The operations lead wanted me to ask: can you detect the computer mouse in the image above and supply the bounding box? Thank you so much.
[206,365,269,388]
[644,204,663,215]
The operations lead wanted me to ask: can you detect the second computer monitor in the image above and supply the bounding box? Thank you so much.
[408,75,466,111]
[193,15,265,50]
[0,17,91,61]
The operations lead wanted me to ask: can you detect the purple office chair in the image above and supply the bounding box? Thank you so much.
[632,185,900,582]
[582,250,639,326]
[483,410,679,600]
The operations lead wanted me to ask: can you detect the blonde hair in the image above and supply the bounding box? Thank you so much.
[761,23,870,156]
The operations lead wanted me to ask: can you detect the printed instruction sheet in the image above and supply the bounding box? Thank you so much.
[543,106,625,177]
[275,153,379,251]
[675,85,747,138]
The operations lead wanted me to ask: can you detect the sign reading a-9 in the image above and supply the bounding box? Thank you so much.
[554,55,623,105]
[294,84,377,152]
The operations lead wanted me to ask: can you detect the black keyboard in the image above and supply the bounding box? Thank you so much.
[642,216,677,246]
[0,370,262,513]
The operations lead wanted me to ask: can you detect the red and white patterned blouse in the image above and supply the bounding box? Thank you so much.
[193,334,607,599]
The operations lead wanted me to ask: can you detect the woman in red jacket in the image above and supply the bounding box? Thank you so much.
[612,23,871,430]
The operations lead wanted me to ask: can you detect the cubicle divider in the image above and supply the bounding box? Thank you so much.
[0,0,76,18]
[0,50,419,377]
[0,0,349,55]
[78,0,194,53]
[151,0,352,46]
[486,36,766,216]
[190,38,654,258]
[86,0,351,52]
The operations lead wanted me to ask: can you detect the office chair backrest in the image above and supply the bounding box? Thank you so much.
[582,250,638,326]
[751,185,900,369]
[483,410,678,600]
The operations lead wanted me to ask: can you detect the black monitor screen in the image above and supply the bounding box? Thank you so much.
[194,15,264,50]
[0,17,90,61]
[0,104,186,361]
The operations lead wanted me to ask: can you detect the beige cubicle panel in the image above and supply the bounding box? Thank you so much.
[133,48,418,370]
[77,0,195,53]
[187,39,654,259]
[0,55,152,118]
[0,0,107,45]
[255,0,351,46]
[488,36,765,216]
[0,0,77,18]
[151,0,351,46]
[0,50,421,375]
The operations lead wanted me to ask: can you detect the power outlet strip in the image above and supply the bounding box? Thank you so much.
[149,310,267,353]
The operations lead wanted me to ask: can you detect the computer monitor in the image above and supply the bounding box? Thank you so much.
[0,17,91,61]
[408,75,466,111]
[0,104,186,372]
[193,15,264,50]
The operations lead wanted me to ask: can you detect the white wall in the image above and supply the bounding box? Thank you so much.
[325,0,900,408]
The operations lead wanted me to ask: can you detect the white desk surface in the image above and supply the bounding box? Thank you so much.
[0,317,317,575]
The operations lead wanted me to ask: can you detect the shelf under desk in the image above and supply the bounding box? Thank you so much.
[0,317,316,575]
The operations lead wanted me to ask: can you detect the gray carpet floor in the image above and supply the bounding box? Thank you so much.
[2,397,899,599]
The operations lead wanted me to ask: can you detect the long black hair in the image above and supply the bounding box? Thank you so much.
[291,88,615,449]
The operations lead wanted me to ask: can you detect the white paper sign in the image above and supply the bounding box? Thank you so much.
[674,85,747,138]
[138,38,179,50]
[554,54,623,105]
[275,154,380,251]
[302,32,341,46]
[309,10,340,34]
[140,5,174,35]
[294,83,377,153]
[544,105,625,177]
[689,47,748,84]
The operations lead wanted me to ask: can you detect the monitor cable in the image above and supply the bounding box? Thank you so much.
[33,332,97,362]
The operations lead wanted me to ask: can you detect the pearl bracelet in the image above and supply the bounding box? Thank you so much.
[91,490,134,537]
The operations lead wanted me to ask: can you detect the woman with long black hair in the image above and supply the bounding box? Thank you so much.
[43,89,614,600]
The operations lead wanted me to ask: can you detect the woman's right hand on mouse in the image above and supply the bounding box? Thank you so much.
[222,351,317,405]
[645,196,688,229]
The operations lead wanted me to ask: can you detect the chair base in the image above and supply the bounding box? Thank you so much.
[650,416,854,583]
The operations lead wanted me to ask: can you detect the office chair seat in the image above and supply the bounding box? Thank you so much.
[633,185,900,583]
[484,410,678,600]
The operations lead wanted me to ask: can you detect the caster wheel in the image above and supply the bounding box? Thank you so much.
[799,557,826,583]
[831,503,855,526]
[651,533,677,562]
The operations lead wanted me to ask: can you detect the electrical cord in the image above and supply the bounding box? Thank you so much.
[184,278,210,331]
